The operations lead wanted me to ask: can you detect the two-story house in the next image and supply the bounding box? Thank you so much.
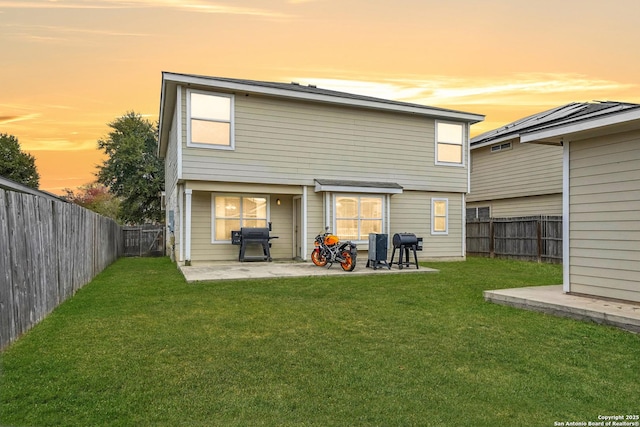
[467,102,640,220]
[158,72,484,265]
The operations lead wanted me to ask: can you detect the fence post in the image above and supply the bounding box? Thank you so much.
[537,219,542,263]
[489,219,494,258]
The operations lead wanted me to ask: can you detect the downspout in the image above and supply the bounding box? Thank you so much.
[177,85,183,180]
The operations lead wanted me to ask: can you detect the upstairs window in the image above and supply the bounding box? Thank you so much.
[188,90,234,149]
[436,121,464,165]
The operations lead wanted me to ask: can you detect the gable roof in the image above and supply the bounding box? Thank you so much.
[471,101,640,148]
[158,72,485,156]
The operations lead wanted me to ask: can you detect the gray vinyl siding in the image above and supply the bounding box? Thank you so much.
[568,131,640,302]
[306,190,324,258]
[190,191,213,261]
[469,140,563,203]
[391,191,464,259]
[189,191,297,262]
[467,194,562,218]
[165,108,179,202]
[163,111,179,254]
[180,89,469,193]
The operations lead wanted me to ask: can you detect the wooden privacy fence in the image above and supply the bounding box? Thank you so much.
[0,188,123,350]
[123,225,165,257]
[466,216,562,263]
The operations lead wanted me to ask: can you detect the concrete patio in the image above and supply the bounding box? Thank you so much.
[179,260,437,282]
[485,285,640,334]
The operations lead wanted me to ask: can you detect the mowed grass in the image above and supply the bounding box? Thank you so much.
[1,257,639,427]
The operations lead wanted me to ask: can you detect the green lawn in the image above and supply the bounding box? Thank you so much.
[1,257,639,426]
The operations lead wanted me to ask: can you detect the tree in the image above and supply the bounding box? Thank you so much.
[63,182,122,222]
[96,112,164,224]
[0,133,40,188]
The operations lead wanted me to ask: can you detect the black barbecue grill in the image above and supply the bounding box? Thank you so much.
[232,227,278,262]
[390,233,421,269]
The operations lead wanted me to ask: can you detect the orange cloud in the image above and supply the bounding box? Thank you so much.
[0,0,292,17]
[0,113,41,124]
[291,73,638,107]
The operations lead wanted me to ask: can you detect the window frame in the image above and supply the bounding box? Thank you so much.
[333,194,385,243]
[187,89,235,150]
[490,142,512,153]
[466,206,490,220]
[431,198,449,235]
[211,194,270,243]
[435,121,465,166]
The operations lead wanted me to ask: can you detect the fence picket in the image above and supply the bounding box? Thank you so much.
[466,216,562,263]
[0,190,123,350]
[122,225,165,257]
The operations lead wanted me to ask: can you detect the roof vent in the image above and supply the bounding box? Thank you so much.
[291,82,300,85]
[308,84,317,88]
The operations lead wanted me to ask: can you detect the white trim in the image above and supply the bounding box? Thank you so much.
[184,189,192,263]
[435,121,466,167]
[178,184,184,262]
[292,196,301,259]
[521,109,640,143]
[210,193,271,243]
[431,197,449,235]
[314,182,402,194]
[324,192,330,230]
[466,122,471,193]
[562,143,570,293]
[386,194,391,249]
[461,193,466,257]
[162,72,485,124]
[332,193,385,243]
[176,85,183,180]
[302,186,308,261]
[186,88,235,150]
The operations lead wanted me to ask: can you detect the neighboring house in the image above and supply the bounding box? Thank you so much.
[157,72,484,264]
[499,102,640,303]
[467,102,634,219]
[0,174,66,203]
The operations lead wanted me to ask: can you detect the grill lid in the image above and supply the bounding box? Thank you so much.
[393,233,418,247]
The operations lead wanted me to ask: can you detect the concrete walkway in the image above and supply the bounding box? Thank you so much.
[484,285,640,333]
[179,261,437,282]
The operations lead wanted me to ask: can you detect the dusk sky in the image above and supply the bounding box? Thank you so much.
[2,0,639,194]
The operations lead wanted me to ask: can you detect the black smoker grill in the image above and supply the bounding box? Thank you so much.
[232,226,278,262]
[390,233,422,269]
[366,233,390,270]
